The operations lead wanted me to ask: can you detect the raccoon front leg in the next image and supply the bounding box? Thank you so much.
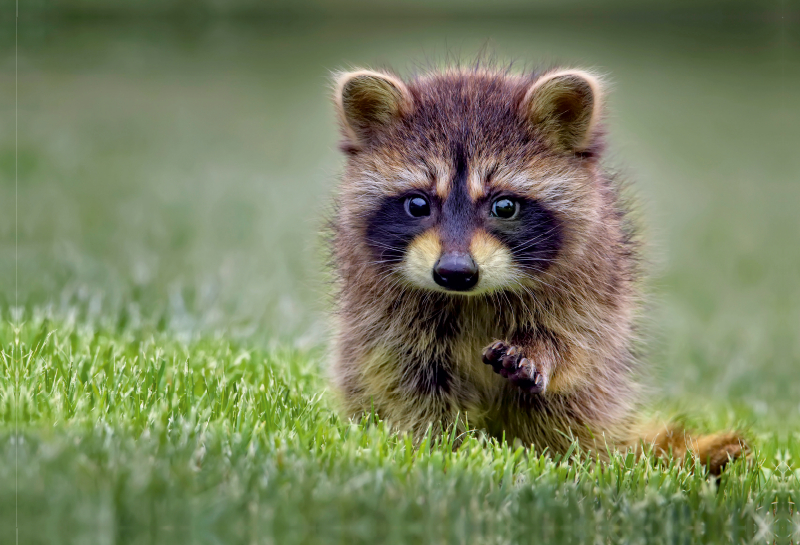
[481,334,556,394]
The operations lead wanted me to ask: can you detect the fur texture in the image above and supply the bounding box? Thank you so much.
[326,65,747,474]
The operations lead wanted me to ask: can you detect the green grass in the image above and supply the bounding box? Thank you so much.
[2,316,796,544]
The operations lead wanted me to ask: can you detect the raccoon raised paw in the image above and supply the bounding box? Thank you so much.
[482,341,547,394]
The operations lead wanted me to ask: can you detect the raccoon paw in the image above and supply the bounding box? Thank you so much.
[482,341,547,394]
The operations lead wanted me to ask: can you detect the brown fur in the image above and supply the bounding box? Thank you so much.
[326,65,747,475]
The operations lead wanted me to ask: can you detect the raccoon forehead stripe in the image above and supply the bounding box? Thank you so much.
[435,175,450,199]
[433,155,466,200]
[466,158,499,201]
[360,165,431,194]
[467,170,487,201]
[422,157,450,199]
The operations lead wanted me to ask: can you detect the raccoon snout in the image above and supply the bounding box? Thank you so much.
[433,253,479,292]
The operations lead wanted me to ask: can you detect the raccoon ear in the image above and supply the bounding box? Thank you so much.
[522,69,603,153]
[334,69,411,150]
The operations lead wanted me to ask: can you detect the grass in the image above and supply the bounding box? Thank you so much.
[2,315,796,544]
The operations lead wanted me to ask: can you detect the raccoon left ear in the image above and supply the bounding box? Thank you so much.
[522,69,603,154]
[334,69,412,151]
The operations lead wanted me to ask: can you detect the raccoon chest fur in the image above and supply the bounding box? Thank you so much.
[333,288,591,446]
[335,297,505,417]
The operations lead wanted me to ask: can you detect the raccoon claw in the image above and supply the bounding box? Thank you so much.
[482,341,547,394]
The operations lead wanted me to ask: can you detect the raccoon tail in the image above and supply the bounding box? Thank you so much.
[634,422,750,476]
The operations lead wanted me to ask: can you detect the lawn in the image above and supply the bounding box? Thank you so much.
[2,317,794,544]
[2,16,799,544]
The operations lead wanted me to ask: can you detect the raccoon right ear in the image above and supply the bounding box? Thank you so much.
[334,70,412,150]
[522,69,603,154]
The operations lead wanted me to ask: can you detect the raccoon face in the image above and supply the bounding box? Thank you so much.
[360,152,563,295]
[334,68,603,295]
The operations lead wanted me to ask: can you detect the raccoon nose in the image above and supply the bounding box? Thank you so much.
[433,253,479,291]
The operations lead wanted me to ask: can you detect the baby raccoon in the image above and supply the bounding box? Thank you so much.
[327,65,746,474]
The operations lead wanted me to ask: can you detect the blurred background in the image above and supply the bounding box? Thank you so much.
[1,2,798,425]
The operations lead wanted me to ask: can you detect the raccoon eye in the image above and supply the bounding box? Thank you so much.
[491,198,519,219]
[405,195,431,218]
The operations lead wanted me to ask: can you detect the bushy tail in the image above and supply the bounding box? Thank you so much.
[635,423,749,476]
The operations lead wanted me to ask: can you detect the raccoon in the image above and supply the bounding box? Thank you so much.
[327,65,747,474]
